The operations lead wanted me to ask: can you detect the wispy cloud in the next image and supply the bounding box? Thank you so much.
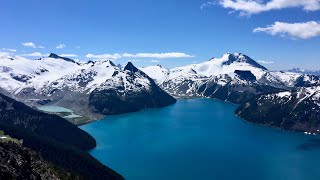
[56,44,66,49]
[128,59,141,62]
[218,0,320,16]
[60,54,78,57]
[2,48,16,52]
[253,21,320,39]
[123,52,194,59]
[85,52,194,60]
[20,52,49,57]
[21,42,45,49]
[258,60,275,64]
[86,53,122,60]
[201,1,216,10]
[150,60,160,63]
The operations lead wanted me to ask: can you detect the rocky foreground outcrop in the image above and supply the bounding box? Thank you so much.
[0,142,62,179]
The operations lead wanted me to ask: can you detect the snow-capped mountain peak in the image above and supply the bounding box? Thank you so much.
[168,53,268,80]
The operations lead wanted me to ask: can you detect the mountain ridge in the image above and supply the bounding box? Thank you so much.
[0,54,176,124]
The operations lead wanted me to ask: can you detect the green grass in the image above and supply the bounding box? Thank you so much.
[0,130,21,144]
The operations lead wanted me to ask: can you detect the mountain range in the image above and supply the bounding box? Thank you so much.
[1,52,320,179]
[288,68,320,76]
[0,53,176,124]
[1,52,319,131]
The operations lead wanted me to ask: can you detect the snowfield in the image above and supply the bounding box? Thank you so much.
[0,54,152,95]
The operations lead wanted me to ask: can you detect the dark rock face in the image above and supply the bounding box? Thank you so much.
[0,93,124,180]
[124,62,140,73]
[89,62,177,115]
[294,74,320,87]
[234,70,257,81]
[36,99,52,105]
[10,73,33,82]
[48,53,76,63]
[197,74,281,104]
[90,85,176,115]
[236,87,320,133]
[0,142,61,180]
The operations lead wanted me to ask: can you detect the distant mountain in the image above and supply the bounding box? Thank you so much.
[236,86,320,133]
[288,68,320,76]
[0,53,176,123]
[0,92,124,179]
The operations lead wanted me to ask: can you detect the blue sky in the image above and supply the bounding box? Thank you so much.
[0,0,320,70]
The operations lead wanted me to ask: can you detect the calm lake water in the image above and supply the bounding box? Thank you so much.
[37,105,82,118]
[81,99,320,180]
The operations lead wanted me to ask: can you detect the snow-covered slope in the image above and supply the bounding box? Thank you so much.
[139,65,169,84]
[180,53,267,79]
[0,54,129,95]
[0,55,84,94]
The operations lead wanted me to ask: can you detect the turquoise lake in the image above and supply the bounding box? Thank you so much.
[81,99,320,180]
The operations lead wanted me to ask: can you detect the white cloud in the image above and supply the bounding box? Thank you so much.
[0,51,11,57]
[22,42,44,48]
[128,59,141,62]
[22,42,36,48]
[20,52,49,57]
[56,44,66,49]
[86,53,122,60]
[59,54,78,57]
[2,48,16,52]
[123,52,194,59]
[219,0,320,15]
[253,21,320,39]
[258,60,275,64]
[201,1,215,10]
[150,60,160,63]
